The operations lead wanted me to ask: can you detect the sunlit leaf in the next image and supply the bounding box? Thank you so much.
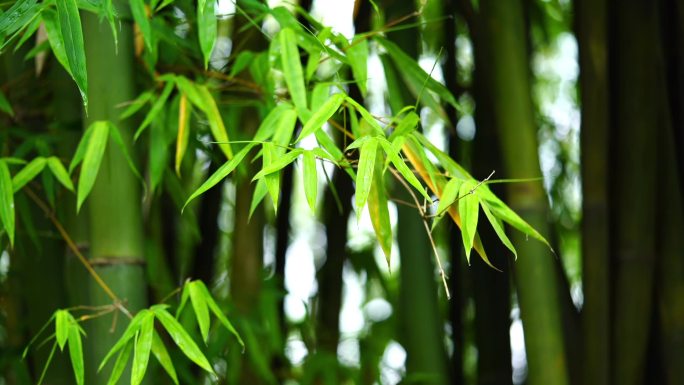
[151,332,178,385]
[378,139,431,202]
[196,84,233,159]
[388,111,420,140]
[135,81,174,140]
[248,178,268,220]
[131,311,154,385]
[106,340,133,385]
[481,202,517,258]
[344,96,384,135]
[175,93,191,175]
[346,37,368,96]
[12,157,46,192]
[183,143,255,210]
[47,157,74,192]
[55,310,69,351]
[355,137,378,214]
[252,148,303,181]
[459,180,480,261]
[0,160,16,246]
[76,121,108,212]
[56,0,88,108]
[261,143,281,211]
[309,83,330,112]
[302,151,317,213]
[189,281,211,343]
[67,321,84,385]
[253,103,294,142]
[279,28,309,120]
[130,0,152,51]
[368,148,392,266]
[151,305,215,375]
[295,93,345,143]
[197,0,216,69]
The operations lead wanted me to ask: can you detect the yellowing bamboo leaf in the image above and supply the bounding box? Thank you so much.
[131,311,154,385]
[183,143,255,210]
[56,0,87,108]
[196,84,233,159]
[459,180,480,261]
[481,202,517,258]
[67,321,84,385]
[197,0,216,69]
[279,28,309,120]
[130,0,152,51]
[368,149,391,266]
[189,281,211,343]
[175,93,191,175]
[346,37,368,96]
[47,157,74,192]
[12,157,46,192]
[151,332,178,385]
[296,92,344,143]
[76,121,108,212]
[302,151,317,213]
[106,340,133,385]
[355,138,378,215]
[151,306,215,375]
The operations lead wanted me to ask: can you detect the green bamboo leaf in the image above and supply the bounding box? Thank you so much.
[130,0,152,51]
[345,135,372,151]
[249,178,268,220]
[189,281,211,343]
[378,139,431,202]
[346,37,368,96]
[171,76,204,108]
[42,9,72,76]
[135,81,174,140]
[106,340,133,385]
[0,0,38,36]
[481,202,517,258]
[67,322,84,385]
[344,96,384,135]
[196,84,233,159]
[175,283,191,318]
[272,108,298,148]
[151,305,215,375]
[302,151,317,213]
[315,130,354,178]
[295,93,345,143]
[0,160,15,246]
[109,123,145,186]
[388,111,420,141]
[76,121,108,211]
[98,310,146,372]
[151,332,178,385]
[459,180,480,261]
[355,138,378,214]
[414,132,471,179]
[197,281,244,349]
[47,157,74,192]
[183,143,256,210]
[120,90,154,119]
[253,103,293,142]
[229,50,255,77]
[435,178,463,217]
[56,0,88,108]
[309,83,330,112]
[197,0,216,69]
[0,89,14,116]
[131,311,155,385]
[261,143,281,211]
[69,126,94,173]
[252,148,303,181]
[279,28,309,120]
[12,157,46,192]
[305,48,321,81]
[55,310,69,350]
[367,149,391,266]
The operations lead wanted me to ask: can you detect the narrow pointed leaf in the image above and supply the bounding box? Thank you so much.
[67,322,84,385]
[69,126,94,173]
[135,81,174,140]
[346,37,368,96]
[481,202,517,258]
[76,121,109,211]
[254,103,293,142]
[189,281,211,343]
[175,94,191,175]
[378,139,431,202]
[98,311,146,371]
[151,306,215,374]
[197,282,244,349]
[252,149,303,181]
[12,157,46,192]
[151,332,178,385]
[131,311,155,385]
[279,28,308,119]
[106,340,133,385]
[355,138,378,214]
[0,160,15,246]
[432,177,463,231]
[0,90,14,116]
[37,342,58,385]
[47,157,74,191]
[130,0,152,51]
[197,0,216,69]
[196,84,233,159]
[56,0,87,108]
[344,97,384,135]
[261,143,281,211]
[120,90,153,119]
[249,178,268,220]
[183,143,255,210]
[388,111,420,140]
[296,93,344,143]
[367,149,391,266]
[42,9,72,76]
[302,152,317,213]
[55,310,69,350]
[458,180,480,261]
[272,108,298,148]
[108,123,144,185]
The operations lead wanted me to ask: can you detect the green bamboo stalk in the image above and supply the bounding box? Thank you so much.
[81,6,147,384]
[473,1,569,384]
[574,0,610,383]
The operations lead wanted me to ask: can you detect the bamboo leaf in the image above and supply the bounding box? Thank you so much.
[151,306,215,375]
[130,0,152,51]
[481,202,517,258]
[388,111,420,141]
[109,123,145,186]
[254,103,294,142]
[106,340,133,385]
[248,178,268,220]
[295,93,344,143]
[42,9,72,76]
[151,332,178,385]
[55,310,69,351]
[67,321,84,385]
[0,89,14,116]
[0,0,38,36]
[378,139,431,202]
[261,143,281,211]
[183,143,255,210]
[344,96,384,135]
[346,37,368,96]
[12,157,46,192]
[56,0,88,108]
[175,93,191,175]
[196,84,233,159]
[459,180,480,261]
[355,138,378,214]
[98,311,146,372]
[135,81,174,140]
[47,157,74,191]
[279,28,309,120]
[197,0,216,69]
[76,121,108,212]
[171,76,204,108]
[0,160,16,246]
[131,311,154,385]
[120,90,154,119]
[69,125,94,173]
[302,151,317,213]
[309,83,330,112]
[272,108,298,148]
[367,149,391,266]
[315,130,354,178]
[197,282,244,349]
[252,148,303,181]
[189,281,211,343]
